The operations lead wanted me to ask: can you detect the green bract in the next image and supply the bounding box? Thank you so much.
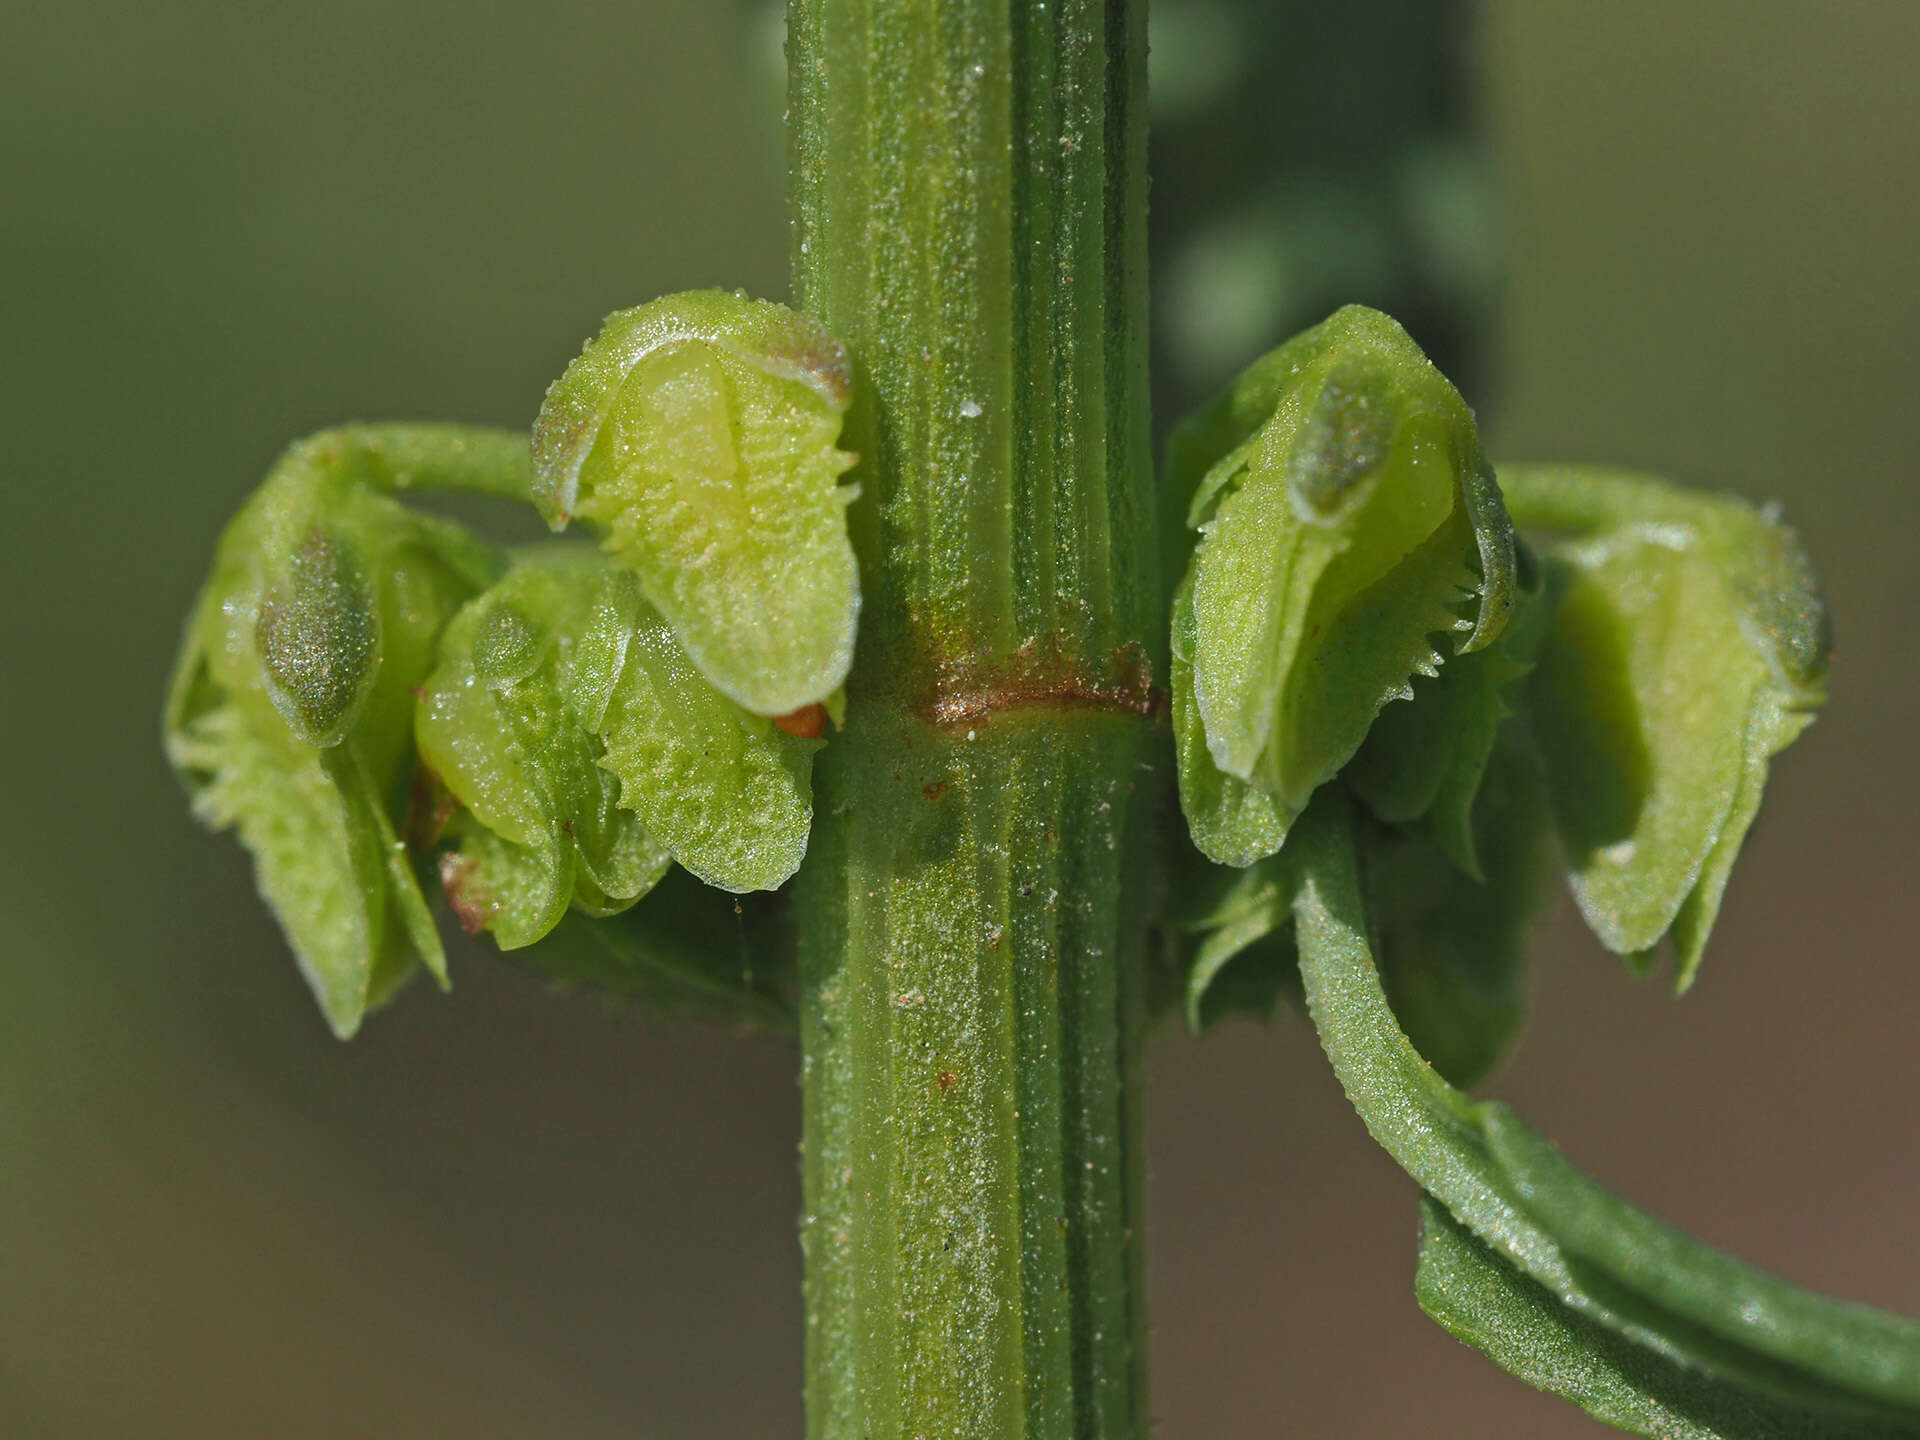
[1500,466,1829,987]
[1168,305,1516,866]
[164,428,516,1037]
[1168,566,1289,867]
[532,289,860,717]
[413,550,674,950]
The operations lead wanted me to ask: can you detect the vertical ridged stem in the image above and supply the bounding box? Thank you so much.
[788,2,1153,1438]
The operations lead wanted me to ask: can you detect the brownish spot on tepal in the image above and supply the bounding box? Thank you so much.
[438,852,494,936]
[761,310,854,411]
[915,638,1163,728]
[936,1070,956,1095]
[921,780,949,801]
[406,765,461,852]
[773,702,829,739]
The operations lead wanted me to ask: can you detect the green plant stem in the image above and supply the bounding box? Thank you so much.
[286,423,533,503]
[788,2,1154,1436]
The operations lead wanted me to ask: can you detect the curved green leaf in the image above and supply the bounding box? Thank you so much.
[1173,849,1296,1033]
[1416,1198,1914,1440]
[1290,790,1920,1427]
[1486,1110,1920,1413]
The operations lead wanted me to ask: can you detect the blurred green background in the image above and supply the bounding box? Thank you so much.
[3,3,1916,1435]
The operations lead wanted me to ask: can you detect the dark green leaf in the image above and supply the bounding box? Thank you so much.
[1174,850,1296,1033]
[1361,730,1551,1086]
[1188,929,1302,1032]
[513,868,796,1031]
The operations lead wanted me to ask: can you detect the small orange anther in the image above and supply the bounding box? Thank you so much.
[773,702,828,739]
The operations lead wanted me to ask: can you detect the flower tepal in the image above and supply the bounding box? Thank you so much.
[414,544,824,933]
[531,290,861,718]
[1498,464,1830,987]
[413,549,676,950]
[164,430,512,1036]
[1167,305,1516,866]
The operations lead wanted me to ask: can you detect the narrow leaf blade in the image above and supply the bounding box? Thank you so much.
[1416,1197,1910,1440]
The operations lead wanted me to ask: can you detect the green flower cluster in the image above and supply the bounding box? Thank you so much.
[165,428,514,1037]
[166,293,859,1036]
[1166,305,1828,1082]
